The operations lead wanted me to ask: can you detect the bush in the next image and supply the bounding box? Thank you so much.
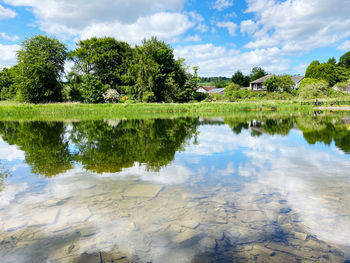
[298,78,329,99]
[264,75,294,93]
[80,75,108,103]
[103,89,120,103]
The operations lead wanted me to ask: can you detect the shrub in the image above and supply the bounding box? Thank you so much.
[80,75,108,103]
[103,89,120,103]
[264,75,294,93]
[298,78,329,99]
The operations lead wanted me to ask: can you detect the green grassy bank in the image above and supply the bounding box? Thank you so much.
[0,101,315,121]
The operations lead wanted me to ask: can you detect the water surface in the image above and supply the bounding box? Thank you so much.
[1,113,350,262]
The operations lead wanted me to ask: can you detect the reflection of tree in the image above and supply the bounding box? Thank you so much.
[297,116,350,154]
[71,118,199,173]
[225,117,294,136]
[0,161,11,192]
[0,122,73,177]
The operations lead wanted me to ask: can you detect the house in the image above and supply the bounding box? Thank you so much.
[209,88,226,95]
[196,86,215,93]
[291,76,305,89]
[250,74,274,91]
[250,74,305,91]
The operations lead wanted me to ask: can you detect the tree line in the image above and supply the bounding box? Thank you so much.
[0,35,206,103]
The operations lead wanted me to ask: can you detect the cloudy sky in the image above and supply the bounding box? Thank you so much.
[0,0,350,76]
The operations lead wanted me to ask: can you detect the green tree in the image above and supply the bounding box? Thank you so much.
[133,37,182,102]
[0,67,17,100]
[250,67,267,82]
[232,70,250,87]
[327,57,337,65]
[80,75,108,103]
[264,75,294,93]
[69,37,133,88]
[14,35,67,103]
[339,51,350,69]
[305,61,339,86]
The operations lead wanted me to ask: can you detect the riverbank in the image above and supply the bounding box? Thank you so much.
[0,101,316,121]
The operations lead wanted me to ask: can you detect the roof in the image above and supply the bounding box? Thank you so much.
[250,74,274,84]
[209,88,226,94]
[292,76,304,84]
[197,86,215,92]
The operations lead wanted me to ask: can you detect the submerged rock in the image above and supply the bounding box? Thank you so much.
[123,184,163,198]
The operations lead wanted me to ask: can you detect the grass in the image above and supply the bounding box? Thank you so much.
[0,100,317,121]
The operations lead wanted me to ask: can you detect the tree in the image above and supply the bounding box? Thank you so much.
[134,37,180,102]
[69,37,133,88]
[305,61,338,86]
[327,57,337,65]
[339,51,350,69]
[250,67,267,82]
[232,70,250,87]
[80,75,108,103]
[14,35,67,103]
[0,67,16,100]
[264,75,294,93]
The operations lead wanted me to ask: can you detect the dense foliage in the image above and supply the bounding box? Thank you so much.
[15,36,67,103]
[0,35,202,104]
[263,75,294,93]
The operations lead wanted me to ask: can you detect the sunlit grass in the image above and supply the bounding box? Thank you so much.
[0,100,317,121]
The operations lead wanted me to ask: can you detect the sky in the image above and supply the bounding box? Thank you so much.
[0,0,350,77]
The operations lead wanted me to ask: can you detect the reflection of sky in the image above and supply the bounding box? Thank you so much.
[1,121,350,261]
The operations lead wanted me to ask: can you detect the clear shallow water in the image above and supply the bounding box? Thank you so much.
[0,114,350,262]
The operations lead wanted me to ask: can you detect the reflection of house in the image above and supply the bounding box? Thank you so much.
[250,74,274,91]
[209,88,226,95]
[250,75,304,91]
[196,86,215,93]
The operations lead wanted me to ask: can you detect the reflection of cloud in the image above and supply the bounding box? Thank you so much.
[0,182,27,208]
[102,163,192,185]
[239,130,350,247]
[0,138,25,161]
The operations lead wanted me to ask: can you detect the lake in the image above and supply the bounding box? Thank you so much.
[0,112,350,262]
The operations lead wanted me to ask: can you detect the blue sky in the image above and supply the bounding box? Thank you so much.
[1,0,350,76]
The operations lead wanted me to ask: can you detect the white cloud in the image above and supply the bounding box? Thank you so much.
[80,13,193,44]
[196,23,209,33]
[184,34,201,42]
[217,21,238,36]
[0,32,19,41]
[4,0,191,43]
[240,19,258,36]
[0,4,16,20]
[243,0,350,53]
[175,44,289,76]
[212,0,233,11]
[337,40,350,51]
[0,44,20,69]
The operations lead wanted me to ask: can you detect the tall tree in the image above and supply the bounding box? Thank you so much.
[69,37,133,88]
[14,35,67,103]
[305,61,339,86]
[339,51,350,69]
[250,67,267,82]
[134,37,179,102]
[232,70,250,87]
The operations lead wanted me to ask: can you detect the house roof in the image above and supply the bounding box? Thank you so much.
[346,84,350,92]
[209,88,226,94]
[250,74,274,84]
[292,76,304,84]
[198,86,215,92]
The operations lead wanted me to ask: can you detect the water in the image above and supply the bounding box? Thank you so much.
[0,113,350,262]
